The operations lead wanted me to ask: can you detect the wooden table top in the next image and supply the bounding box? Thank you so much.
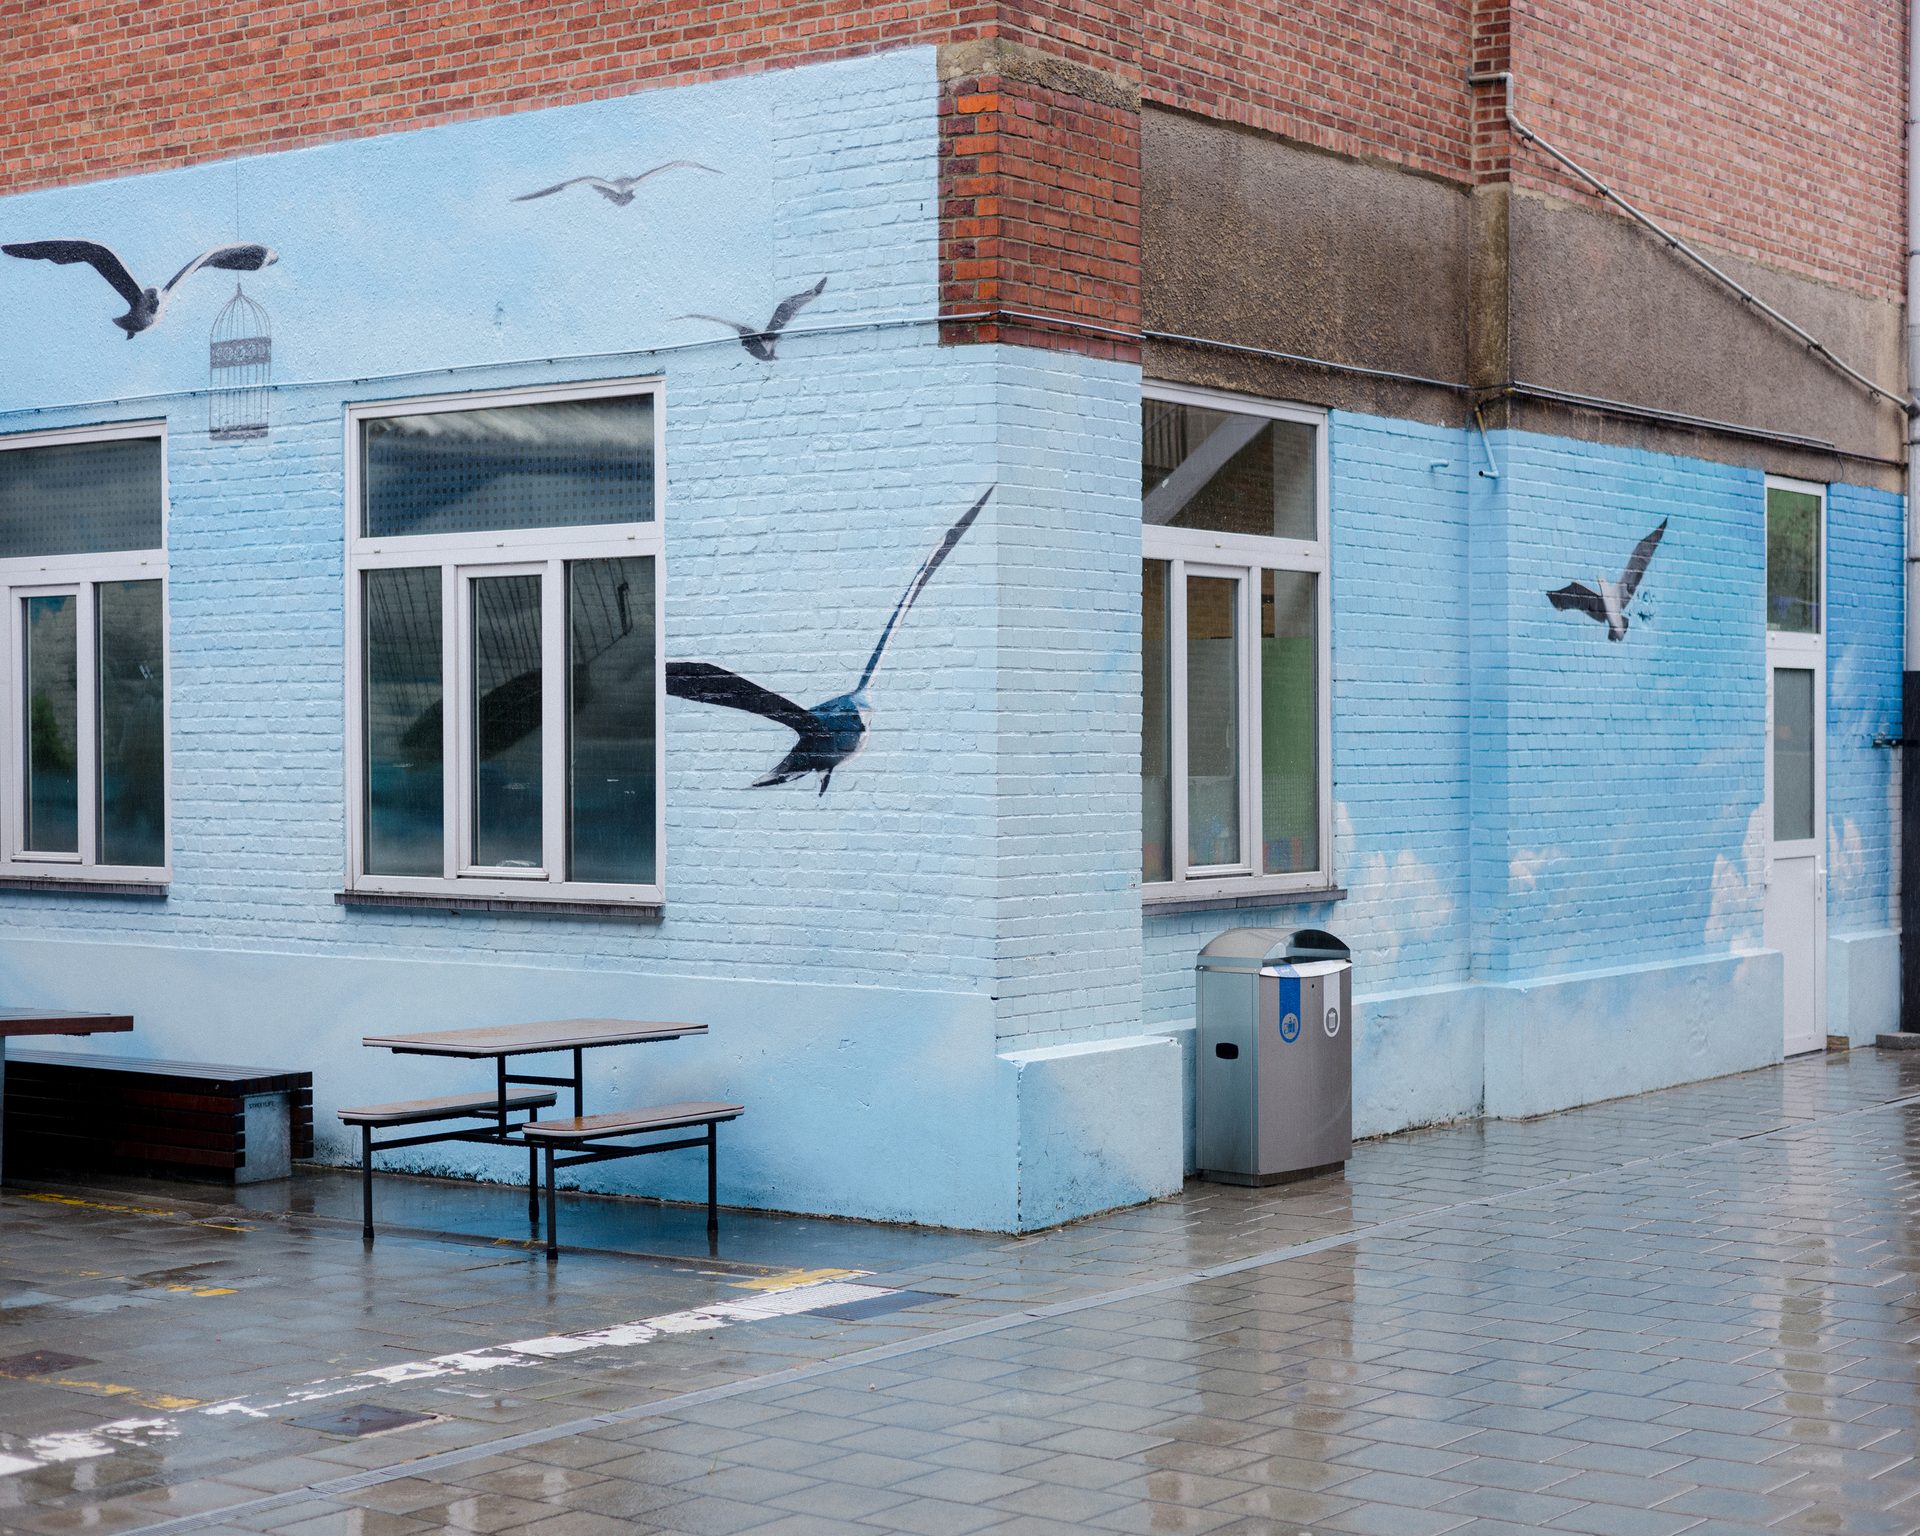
[0,1007,134,1039]
[361,1018,707,1057]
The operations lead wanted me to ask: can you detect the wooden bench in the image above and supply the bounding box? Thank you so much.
[339,1089,559,1243]
[523,1101,744,1260]
[2,1051,313,1183]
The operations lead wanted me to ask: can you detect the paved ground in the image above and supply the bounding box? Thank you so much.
[3,1046,1919,1535]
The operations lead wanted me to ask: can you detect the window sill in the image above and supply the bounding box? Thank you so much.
[1143,885,1345,917]
[336,890,663,922]
[0,876,169,898]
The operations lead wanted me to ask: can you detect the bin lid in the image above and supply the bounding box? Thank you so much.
[1196,927,1350,975]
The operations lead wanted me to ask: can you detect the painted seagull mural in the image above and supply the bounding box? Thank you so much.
[1547,518,1668,641]
[666,488,991,793]
[674,278,827,362]
[1,240,278,338]
[513,159,721,206]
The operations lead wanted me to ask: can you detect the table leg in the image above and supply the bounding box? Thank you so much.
[706,1121,719,1251]
[544,1148,558,1262]
[495,1056,509,1131]
[361,1125,375,1244]
[527,1145,539,1232]
[572,1048,583,1117]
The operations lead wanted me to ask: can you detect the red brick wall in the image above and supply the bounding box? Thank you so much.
[0,0,996,198]
[1508,0,1906,301]
[938,73,1141,359]
[1141,0,1476,183]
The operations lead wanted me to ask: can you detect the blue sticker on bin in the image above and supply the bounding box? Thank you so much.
[1278,974,1301,1043]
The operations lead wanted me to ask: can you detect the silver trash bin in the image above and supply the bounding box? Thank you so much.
[1195,927,1352,1184]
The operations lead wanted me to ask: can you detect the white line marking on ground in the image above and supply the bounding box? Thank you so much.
[0,1275,883,1476]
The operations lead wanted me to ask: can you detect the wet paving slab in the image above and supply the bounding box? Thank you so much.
[4,1046,1920,1534]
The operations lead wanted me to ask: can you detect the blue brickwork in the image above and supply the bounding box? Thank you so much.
[1826,481,1904,935]
[1476,432,1767,978]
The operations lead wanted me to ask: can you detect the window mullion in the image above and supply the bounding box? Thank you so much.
[541,559,566,883]
[1169,559,1189,885]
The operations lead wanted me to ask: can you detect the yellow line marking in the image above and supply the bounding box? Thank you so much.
[20,1192,178,1218]
[47,1378,203,1411]
[728,1268,865,1292]
[159,1284,237,1297]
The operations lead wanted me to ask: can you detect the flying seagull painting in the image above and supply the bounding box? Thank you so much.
[513,159,720,206]
[674,278,827,362]
[1547,518,1668,641]
[667,488,991,793]
[2,240,278,338]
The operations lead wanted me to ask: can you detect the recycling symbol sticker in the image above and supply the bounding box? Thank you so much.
[1279,1011,1301,1043]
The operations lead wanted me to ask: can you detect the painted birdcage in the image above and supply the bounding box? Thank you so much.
[208,285,271,441]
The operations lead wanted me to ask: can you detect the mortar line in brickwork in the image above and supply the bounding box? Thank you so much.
[122,1079,1920,1536]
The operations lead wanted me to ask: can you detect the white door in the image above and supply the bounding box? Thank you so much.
[1762,478,1826,1058]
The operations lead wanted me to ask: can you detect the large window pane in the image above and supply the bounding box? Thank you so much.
[363,396,654,538]
[1142,561,1172,883]
[568,557,656,885]
[1262,570,1318,874]
[364,568,444,876]
[0,437,162,558]
[1773,667,1815,842]
[22,595,78,854]
[97,580,164,867]
[1143,401,1315,540]
[471,574,543,869]
[1186,575,1241,868]
[1767,486,1821,633]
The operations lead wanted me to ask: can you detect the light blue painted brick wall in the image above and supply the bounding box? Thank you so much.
[0,50,1011,999]
[1480,433,1767,978]
[1826,481,1903,936]
[991,350,1142,1047]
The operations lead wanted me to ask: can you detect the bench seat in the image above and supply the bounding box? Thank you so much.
[340,1089,558,1128]
[523,1101,744,1142]
[525,1100,744,1259]
[3,1050,313,1183]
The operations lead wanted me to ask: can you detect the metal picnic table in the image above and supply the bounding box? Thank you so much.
[0,1008,134,1183]
[350,1018,708,1243]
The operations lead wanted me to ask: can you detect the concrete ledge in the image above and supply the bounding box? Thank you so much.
[1483,950,1782,1118]
[999,1036,1182,1231]
[1829,929,1900,1046]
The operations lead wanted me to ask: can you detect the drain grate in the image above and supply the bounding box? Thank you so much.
[812,1290,944,1321]
[0,1350,96,1378]
[286,1403,438,1438]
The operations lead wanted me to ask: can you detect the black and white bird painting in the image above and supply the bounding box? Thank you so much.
[674,278,827,362]
[512,159,720,206]
[2,240,278,338]
[1547,519,1668,641]
[666,488,991,794]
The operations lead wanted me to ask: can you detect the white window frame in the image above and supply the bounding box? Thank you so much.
[0,421,170,886]
[343,378,666,907]
[1142,382,1333,903]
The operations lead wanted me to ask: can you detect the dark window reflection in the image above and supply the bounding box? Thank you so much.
[471,574,543,869]
[568,557,655,885]
[364,568,444,876]
[97,580,164,867]
[23,595,78,854]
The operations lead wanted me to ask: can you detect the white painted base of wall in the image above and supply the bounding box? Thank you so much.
[1165,948,1787,1166]
[997,1037,1184,1231]
[1828,929,1900,1046]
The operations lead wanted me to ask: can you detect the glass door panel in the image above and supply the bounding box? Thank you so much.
[1185,573,1242,869]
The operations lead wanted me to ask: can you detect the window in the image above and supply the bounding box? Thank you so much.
[345,382,664,906]
[1766,479,1823,634]
[1142,386,1331,899]
[0,425,168,884]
